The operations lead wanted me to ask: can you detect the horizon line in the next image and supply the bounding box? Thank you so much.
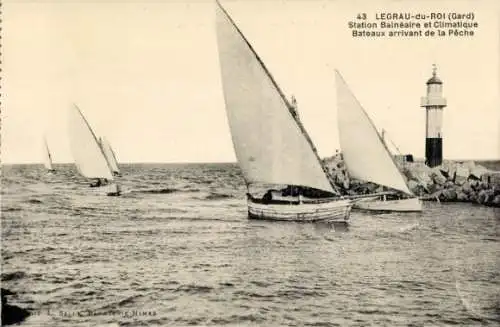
[1,160,238,165]
[3,157,500,166]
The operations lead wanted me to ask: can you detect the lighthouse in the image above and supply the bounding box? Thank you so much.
[420,65,447,167]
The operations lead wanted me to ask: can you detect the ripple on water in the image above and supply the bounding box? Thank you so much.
[1,165,499,327]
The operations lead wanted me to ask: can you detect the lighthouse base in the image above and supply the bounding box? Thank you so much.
[425,137,442,168]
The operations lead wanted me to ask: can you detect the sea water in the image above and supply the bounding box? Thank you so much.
[2,163,499,326]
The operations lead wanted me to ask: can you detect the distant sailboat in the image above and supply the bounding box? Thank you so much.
[99,136,121,176]
[335,70,422,212]
[43,137,56,173]
[68,105,121,196]
[216,1,352,223]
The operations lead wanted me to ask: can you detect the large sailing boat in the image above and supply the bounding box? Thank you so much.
[335,70,422,212]
[99,136,122,177]
[68,105,121,196]
[215,1,352,223]
[43,137,56,173]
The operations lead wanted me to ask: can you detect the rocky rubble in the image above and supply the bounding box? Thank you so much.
[323,154,500,207]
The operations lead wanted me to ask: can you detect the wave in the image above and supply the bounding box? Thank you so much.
[204,192,234,200]
[233,290,274,300]
[116,294,142,306]
[2,207,22,212]
[276,289,328,299]
[26,199,43,204]
[132,187,205,195]
[2,271,26,281]
[174,284,214,294]
[207,313,266,325]
[219,282,235,287]
[134,188,181,194]
[399,223,420,233]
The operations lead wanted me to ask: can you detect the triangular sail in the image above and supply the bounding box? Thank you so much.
[215,2,335,194]
[100,137,120,174]
[68,105,114,180]
[335,70,412,195]
[43,137,54,170]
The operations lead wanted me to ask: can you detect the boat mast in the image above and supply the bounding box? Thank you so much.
[44,136,53,169]
[107,139,121,172]
[382,128,402,155]
[44,137,52,162]
[99,137,113,171]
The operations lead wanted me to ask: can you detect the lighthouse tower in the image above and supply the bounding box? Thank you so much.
[420,65,447,167]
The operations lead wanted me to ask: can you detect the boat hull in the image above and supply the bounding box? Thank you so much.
[106,183,121,196]
[353,196,422,212]
[247,198,353,223]
[90,183,121,196]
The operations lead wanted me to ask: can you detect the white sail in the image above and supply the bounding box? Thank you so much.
[215,2,335,194]
[335,70,412,195]
[100,137,120,174]
[43,137,54,170]
[68,105,114,180]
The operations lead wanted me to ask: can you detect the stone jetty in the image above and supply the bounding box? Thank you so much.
[323,154,500,207]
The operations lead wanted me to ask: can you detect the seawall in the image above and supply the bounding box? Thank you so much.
[323,155,500,208]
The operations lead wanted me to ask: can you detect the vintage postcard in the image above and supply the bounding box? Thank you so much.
[2,0,499,326]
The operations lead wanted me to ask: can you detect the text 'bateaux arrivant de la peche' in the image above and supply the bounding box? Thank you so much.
[348,12,478,38]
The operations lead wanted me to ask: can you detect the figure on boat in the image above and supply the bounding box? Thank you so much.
[281,185,334,198]
[289,95,300,120]
[257,185,338,205]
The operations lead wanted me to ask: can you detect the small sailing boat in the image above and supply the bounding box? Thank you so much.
[335,70,422,212]
[68,105,121,196]
[215,1,352,223]
[43,137,56,173]
[99,136,122,177]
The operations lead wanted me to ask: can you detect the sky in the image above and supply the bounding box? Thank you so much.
[2,0,499,164]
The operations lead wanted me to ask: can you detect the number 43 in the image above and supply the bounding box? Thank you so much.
[357,13,367,20]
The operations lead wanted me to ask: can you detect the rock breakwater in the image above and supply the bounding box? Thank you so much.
[323,155,500,207]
